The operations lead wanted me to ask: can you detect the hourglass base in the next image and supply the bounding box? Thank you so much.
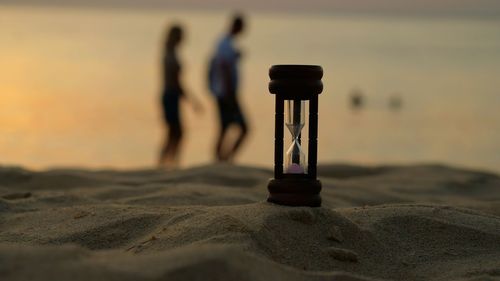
[267,178,322,207]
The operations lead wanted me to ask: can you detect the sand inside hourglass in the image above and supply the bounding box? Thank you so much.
[285,100,307,174]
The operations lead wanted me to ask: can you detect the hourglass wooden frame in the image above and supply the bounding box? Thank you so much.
[267,65,323,207]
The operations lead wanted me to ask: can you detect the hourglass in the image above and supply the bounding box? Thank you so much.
[267,65,323,207]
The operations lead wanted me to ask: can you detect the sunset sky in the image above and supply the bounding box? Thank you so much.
[1,0,500,17]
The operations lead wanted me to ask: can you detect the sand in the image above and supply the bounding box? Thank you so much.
[0,163,499,281]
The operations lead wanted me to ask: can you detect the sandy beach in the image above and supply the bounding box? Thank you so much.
[0,163,499,280]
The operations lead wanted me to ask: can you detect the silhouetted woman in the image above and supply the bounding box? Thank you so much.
[159,25,200,169]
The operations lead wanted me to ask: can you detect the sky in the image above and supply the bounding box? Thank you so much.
[1,0,500,17]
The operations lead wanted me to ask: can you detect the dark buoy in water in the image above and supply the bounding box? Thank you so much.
[349,88,364,110]
[389,93,402,110]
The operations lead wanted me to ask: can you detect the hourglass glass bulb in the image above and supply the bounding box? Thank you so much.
[285,100,307,174]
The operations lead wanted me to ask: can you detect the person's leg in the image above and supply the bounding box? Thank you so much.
[160,94,182,168]
[158,130,169,167]
[215,125,228,161]
[159,128,174,168]
[162,94,183,168]
[226,122,247,162]
[215,98,231,162]
[159,95,170,167]
[225,100,248,161]
[169,125,183,168]
[160,126,177,167]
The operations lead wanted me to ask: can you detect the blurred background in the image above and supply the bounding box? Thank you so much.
[1,0,499,172]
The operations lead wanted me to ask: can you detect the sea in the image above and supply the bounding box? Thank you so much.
[1,6,499,172]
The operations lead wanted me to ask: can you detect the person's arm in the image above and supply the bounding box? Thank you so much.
[183,90,204,114]
[174,62,185,97]
[176,63,204,113]
[219,59,235,101]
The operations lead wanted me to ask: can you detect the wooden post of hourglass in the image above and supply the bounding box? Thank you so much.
[267,65,323,207]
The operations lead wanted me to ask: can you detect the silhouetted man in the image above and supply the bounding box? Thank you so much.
[209,14,248,162]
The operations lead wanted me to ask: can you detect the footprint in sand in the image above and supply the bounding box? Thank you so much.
[326,225,344,243]
[2,192,32,200]
[287,209,316,225]
[326,246,359,262]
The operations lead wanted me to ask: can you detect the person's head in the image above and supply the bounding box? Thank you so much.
[166,24,183,50]
[229,13,245,37]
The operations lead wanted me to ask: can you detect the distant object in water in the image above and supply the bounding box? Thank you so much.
[388,93,403,111]
[349,88,364,110]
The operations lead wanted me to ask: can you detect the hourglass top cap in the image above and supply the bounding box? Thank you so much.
[269,65,323,80]
[269,65,323,97]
